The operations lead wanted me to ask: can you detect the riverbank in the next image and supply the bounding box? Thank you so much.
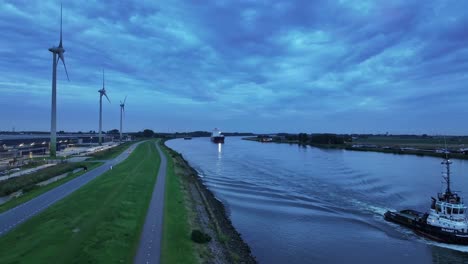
[162,141,256,263]
[243,136,468,160]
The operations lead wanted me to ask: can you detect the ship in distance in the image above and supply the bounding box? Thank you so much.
[211,128,224,144]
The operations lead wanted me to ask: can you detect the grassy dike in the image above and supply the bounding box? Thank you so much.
[0,141,160,263]
[160,142,198,264]
[0,162,96,196]
[87,141,134,161]
[0,141,135,213]
[161,140,256,264]
[0,162,103,213]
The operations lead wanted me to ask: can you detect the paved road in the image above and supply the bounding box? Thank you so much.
[0,142,142,237]
[134,142,167,264]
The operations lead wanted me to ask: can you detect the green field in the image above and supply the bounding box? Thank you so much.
[87,141,135,160]
[0,141,160,263]
[0,162,97,196]
[0,162,103,213]
[161,143,197,264]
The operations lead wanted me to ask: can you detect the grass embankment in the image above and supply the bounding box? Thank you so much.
[0,141,160,264]
[0,162,94,196]
[161,142,256,263]
[19,160,47,169]
[87,141,134,160]
[160,142,197,264]
[0,162,103,213]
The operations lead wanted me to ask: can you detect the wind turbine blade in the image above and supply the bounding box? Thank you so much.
[59,52,70,81]
[104,93,111,103]
[59,3,63,47]
[102,69,105,88]
[123,95,127,104]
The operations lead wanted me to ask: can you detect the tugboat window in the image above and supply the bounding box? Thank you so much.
[453,208,459,214]
[447,207,452,214]
[436,205,441,212]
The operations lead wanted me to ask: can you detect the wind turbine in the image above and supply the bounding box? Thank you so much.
[98,69,110,145]
[119,96,127,142]
[48,4,69,158]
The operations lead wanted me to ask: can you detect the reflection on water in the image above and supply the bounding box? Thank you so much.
[216,143,222,176]
[166,137,468,264]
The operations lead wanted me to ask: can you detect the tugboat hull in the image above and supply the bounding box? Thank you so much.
[384,210,468,245]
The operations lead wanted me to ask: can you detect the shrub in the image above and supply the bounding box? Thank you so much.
[0,162,87,196]
[22,184,40,193]
[191,229,211,244]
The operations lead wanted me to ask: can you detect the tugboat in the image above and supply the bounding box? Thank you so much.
[210,128,225,144]
[384,156,468,244]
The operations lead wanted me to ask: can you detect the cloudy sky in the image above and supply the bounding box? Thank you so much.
[1,0,468,134]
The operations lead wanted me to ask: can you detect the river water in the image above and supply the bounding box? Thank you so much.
[166,137,468,264]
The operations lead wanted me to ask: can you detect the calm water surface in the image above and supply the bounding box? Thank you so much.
[166,137,468,264]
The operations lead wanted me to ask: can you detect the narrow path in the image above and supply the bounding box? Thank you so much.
[0,142,142,237]
[134,142,167,264]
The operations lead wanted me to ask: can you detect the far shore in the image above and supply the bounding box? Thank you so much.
[242,136,468,161]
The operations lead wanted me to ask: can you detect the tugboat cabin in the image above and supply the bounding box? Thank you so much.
[428,192,468,231]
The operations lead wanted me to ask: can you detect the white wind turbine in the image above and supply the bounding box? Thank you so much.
[48,4,69,157]
[98,70,110,145]
[120,96,127,142]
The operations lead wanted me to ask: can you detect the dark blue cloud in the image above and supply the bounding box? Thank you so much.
[1,0,468,133]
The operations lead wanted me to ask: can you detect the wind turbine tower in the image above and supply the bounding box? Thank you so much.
[120,96,127,142]
[98,70,110,145]
[48,4,69,157]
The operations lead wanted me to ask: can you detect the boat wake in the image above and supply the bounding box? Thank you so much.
[425,240,468,253]
[350,199,390,215]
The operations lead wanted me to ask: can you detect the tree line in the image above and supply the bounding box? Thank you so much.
[277,133,351,145]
